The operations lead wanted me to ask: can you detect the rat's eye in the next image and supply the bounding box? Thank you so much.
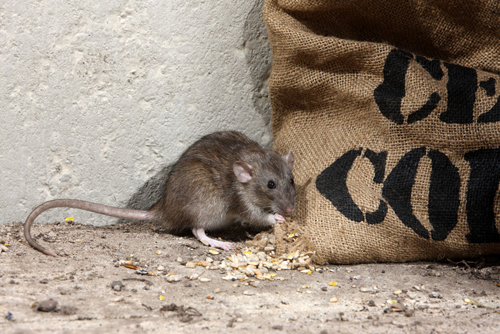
[267,180,276,189]
[290,178,294,185]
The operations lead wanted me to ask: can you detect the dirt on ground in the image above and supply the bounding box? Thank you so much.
[1,220,499,334]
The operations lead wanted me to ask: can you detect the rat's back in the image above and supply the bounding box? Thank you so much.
[150,131,263,231]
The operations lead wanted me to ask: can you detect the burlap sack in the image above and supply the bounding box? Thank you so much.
[264,0,500,263]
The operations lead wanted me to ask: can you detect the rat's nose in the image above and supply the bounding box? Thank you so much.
[285,206,294,214]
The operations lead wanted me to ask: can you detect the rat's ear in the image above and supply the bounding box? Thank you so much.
[282,150,294,170]
[233,162,253,183]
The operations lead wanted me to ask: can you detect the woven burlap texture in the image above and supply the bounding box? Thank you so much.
[264,0,500,264]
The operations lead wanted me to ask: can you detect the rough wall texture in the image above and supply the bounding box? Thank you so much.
[0,0,272,225]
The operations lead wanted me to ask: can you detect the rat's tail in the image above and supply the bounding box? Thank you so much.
[24,199,155,257]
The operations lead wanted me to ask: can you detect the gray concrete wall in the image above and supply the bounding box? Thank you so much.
[0,0,273,225]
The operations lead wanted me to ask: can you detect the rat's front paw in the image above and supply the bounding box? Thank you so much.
[274,214,286,223]
[267,213,286,225]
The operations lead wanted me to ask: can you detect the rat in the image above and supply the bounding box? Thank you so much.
[24,131,296,257]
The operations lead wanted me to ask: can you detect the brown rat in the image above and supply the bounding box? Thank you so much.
[24,131,296,256]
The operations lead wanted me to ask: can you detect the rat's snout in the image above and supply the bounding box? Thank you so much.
[285,206,294,215]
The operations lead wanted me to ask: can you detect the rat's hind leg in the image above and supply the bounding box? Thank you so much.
[192,227,234,251]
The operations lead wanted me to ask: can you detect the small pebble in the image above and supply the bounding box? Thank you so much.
[243,290,256,296]
[166,275,183,283]
[111,281,124,291]
[37,299,58,312]
[189,273,201,280]
[429,292,441,298]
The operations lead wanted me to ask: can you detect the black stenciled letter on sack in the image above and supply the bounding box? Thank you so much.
[317,147,462,242]
[439,63,477,123]
[477,77,500,123]
[427,150,460,241]
[382,148,460,240]
[373,49,412,124]
[375,49,500,124]
[374,50,442,124]
[316,148,387,225]
[464,149,500,243]
[381,147,429,239]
